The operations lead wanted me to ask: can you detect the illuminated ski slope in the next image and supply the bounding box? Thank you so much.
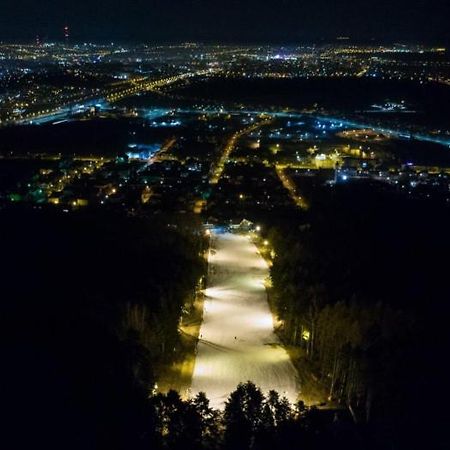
[191,231,299,409]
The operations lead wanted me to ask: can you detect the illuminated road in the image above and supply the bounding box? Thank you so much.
[276,165,309,210]
[191,230,299,409]
[209,117,272,184]
[5,71,210,127]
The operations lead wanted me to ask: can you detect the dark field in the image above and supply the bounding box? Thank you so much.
[0,118,176,156]
[174,77,450,128]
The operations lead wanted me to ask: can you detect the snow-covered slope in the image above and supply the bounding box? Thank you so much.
[191,231,299,409]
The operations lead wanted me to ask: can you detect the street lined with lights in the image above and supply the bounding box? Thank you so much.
[7,71,211,127]
[276,165,309,209]
[209,117,273,185]
[191,230,299,409]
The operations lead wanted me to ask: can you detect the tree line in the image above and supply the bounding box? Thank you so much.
[144,381,358,450]
[1,206,206,450]
[266,186,450,448]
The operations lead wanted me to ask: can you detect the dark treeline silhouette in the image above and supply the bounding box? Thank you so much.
[266,184,450,449]
[143,381,362,450]
[2,189,449,449]
[1,206,206,450]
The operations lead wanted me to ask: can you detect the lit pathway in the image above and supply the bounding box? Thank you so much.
[191,230,299,409]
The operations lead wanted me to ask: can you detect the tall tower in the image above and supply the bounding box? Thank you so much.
[64,25,70,42]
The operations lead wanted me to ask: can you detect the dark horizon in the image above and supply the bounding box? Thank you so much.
[1,0,449,44]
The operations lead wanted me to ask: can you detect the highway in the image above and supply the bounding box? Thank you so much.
[191,230,299,409]
[3,71,210,127]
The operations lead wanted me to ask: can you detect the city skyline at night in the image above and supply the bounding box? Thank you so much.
[1,2,449,450]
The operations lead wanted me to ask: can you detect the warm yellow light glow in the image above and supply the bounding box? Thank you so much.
[191,231,298,409]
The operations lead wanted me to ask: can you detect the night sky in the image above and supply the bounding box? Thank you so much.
[0,0,449,43]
